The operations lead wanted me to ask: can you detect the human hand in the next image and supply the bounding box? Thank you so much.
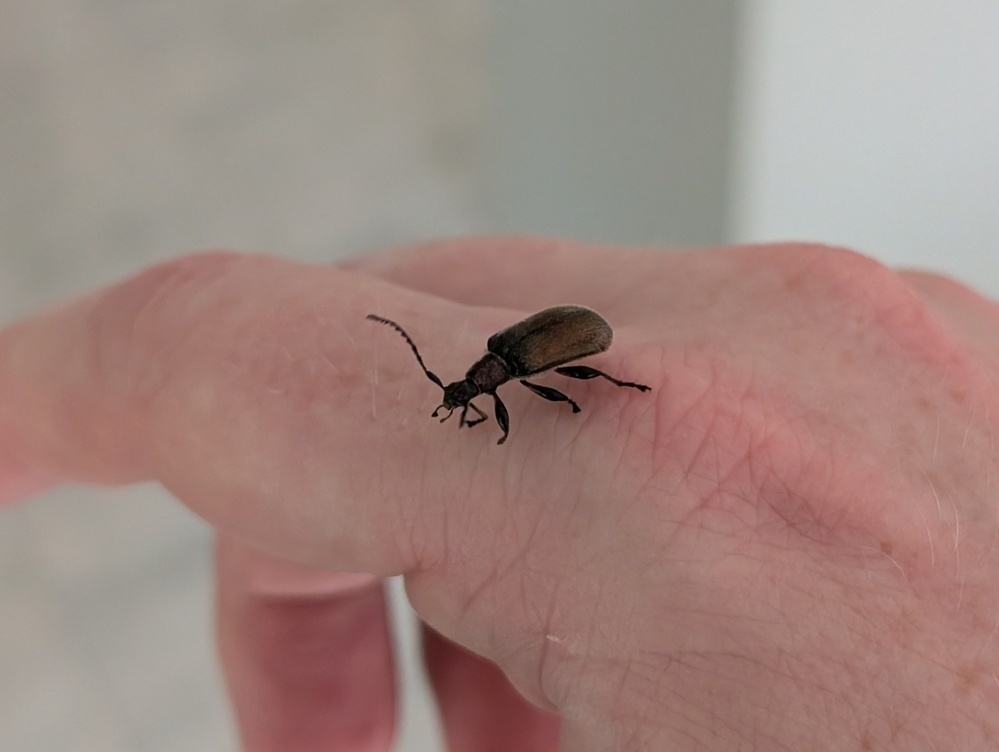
[1,238,997,751]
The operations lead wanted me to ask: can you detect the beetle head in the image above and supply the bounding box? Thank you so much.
[432,378,479,422]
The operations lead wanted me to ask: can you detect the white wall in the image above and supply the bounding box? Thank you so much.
[731,1,999,295]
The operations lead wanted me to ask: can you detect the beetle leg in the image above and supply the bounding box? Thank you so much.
[460,402,488,428]
[492,393,510,444]
[435,405,455,423]
[554,365,651,392]
[519,380,581,413]
[467,402,488,427]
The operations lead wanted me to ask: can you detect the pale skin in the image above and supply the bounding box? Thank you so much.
[1,237,998,751]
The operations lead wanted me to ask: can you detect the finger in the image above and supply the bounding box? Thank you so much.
[0,251,498,572]
[423,627,560,752]
[216,535,396,752]
[0,446,57,505]
[342,235,680,320]
[0,249,657,572]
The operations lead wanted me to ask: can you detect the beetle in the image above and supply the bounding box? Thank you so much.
[366,305,650,444]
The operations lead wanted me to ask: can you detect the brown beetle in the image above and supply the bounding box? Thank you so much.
[367,305,650,444]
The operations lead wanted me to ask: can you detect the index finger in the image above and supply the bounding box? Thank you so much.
[0,249,657,576]
[0,252,466,573]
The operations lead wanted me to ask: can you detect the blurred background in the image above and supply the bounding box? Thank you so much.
[1,1,996,749]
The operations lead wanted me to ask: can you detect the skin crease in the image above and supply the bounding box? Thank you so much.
[0,238,997,751]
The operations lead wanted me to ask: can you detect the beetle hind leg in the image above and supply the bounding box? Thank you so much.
[520,380,581,413]
[554,365,651,392]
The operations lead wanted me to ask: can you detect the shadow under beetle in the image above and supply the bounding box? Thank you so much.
[367,305,651,444]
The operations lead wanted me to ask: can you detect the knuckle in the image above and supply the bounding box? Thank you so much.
[777,244,973,370]
[790,245,925,326]
[780,243,907,310]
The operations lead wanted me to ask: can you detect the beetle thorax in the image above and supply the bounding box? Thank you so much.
[465,352,511,394]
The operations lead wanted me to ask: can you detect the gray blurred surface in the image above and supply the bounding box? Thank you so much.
[488,0,737,245]
[1,2,485,749]
[0,0,486,314]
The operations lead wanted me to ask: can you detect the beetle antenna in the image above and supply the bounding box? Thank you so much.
[366,315,445,389]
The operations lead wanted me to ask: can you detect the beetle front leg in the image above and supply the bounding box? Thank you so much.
[434,405,456,423]
[554,365,651,392]
[492,393,510,444]
[459,401,488,428]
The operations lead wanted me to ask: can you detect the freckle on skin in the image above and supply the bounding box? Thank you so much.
[956,663,983,697]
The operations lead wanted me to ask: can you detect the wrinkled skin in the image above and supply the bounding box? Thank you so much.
[1,238,997,751]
